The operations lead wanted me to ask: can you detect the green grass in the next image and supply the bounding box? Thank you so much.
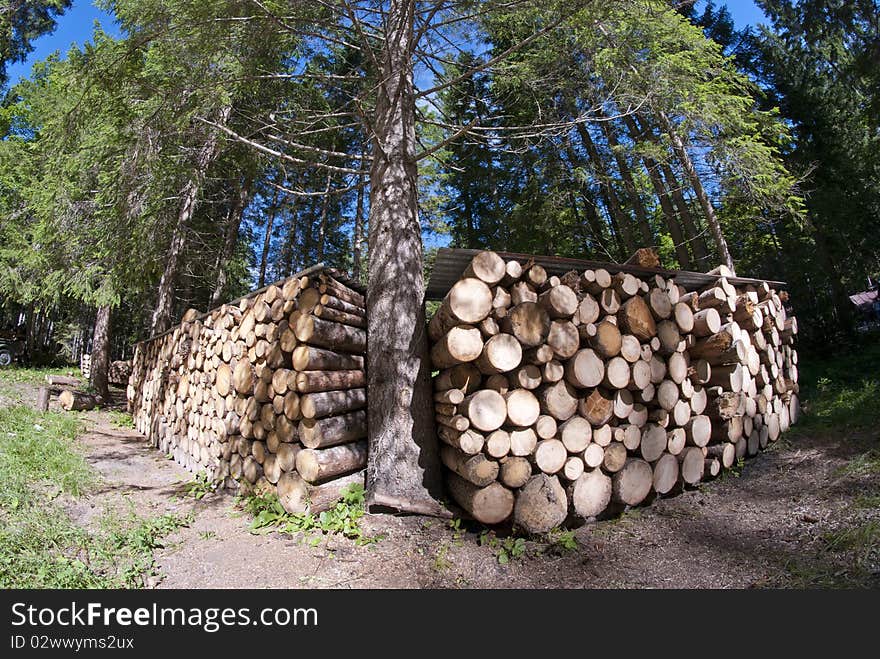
[239,484,381,547]
[795,338,880,431]
[108,410,135,429]
[0,405,189,588]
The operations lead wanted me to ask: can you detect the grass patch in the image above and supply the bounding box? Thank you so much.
[239,483,380,547]
[795,339,880,432]
[0,405,189,588]
[108,410,135,429]
[185,472,219,500]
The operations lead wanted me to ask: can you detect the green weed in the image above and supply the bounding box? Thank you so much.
[185,472,219,500]
[479,530,527,565]
[0,405,188,588]
[240,483,380,546]
[108,410,135,429]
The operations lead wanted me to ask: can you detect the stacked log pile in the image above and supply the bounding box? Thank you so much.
[429,250,800,532]
[127,267,368,515]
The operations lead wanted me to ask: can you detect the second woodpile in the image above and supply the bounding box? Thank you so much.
[127,266,368,515]
[429,250,800,532]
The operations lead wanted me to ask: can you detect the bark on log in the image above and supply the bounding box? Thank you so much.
[447,473,514,524]
[514,474,568,533]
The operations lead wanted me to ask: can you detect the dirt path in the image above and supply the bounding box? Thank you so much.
[67,406,878,589]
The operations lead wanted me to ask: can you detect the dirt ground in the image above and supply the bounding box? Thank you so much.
[16,381,880,588]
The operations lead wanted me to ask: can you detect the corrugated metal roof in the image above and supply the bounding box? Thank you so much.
[426,248,787,300]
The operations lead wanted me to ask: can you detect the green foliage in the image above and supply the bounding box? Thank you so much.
[546,528,579,553]
[185,472,219,500]
[795,339,880,431]
[241,483,379,546]
[0,0,71,87]
[0,404,189,588]
[108,410,134,429]
[478,530,526,565]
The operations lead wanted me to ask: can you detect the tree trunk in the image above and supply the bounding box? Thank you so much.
[622,116,691,269]
[317,171,333,262]
[353,158,366,283]
[365,0,443,515]
[601,120,654,247]
[259,185,281,288]
[575,122,634,257]
[211,175,252,308]
[658,112,734,273]
[90,304,111,401]
[150,106,231,335]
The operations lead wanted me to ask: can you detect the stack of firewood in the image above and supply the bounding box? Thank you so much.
[127,267,368,514]
[429,251,800,532]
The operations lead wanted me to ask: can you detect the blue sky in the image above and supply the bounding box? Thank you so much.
[6,1,768,87]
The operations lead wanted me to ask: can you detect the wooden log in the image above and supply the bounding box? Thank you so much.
[612,459,653,506]
[318,293,364,317]
[462,250,506,285]
[500,302,551,347]
[277,471,365,515]
[534,415,557,440]
[656,320,682,355]
[580,388,614,426]
[510,281,537,305]
[313,304,366,328]
[652,453,679,495]
[461,389,507,432]
[499,457,532,488]
[485,430,511,459]
[538,285,578,319]
[435,364,482,393]
[300,410,367,448]
[542,360,564,383]
[508,427,538,457]
[684,415,712,447]
[640,424,667,462]
[707,363,743,392]
[547,320,579,359]
[514,474,568,533]
[599,288,621,315]
[692,308,721,337]
[672,301,694,333]
[448,473,514,525]
[577,294,600,325]
[295,369,365,394]
[588,320,622,359]
[583,443,605,469]
[563,456,585,481]
[613,272,642,299]
[620,334,642,363]
[538,380,579,421]
[475,333,522,374]
[233,360,254,395]
[613,389,634,420]
[431,325,484,369]
[300,388,366,419]
[441,445,499,486]
[511,365,542,390]
[434,388,465,405]
[706,442,735,468]
[59,390,100,411]
[648,287,672,320]
[657,380,679,411]
[294,315,366,353]
[438,427,484,455]
[672,399,692,427]
[36,386,50,412]
[292,346,364,371]
[504,389,540,427]
[571,469,612,518]
[484,374,509,393]
[602,442,628,473]
[428,278,493,340]
[523,344,554,365]
[679,447,704,485]
[564,349,604,388]
[559,416,592,453]
[46,375,80,387]
[618,295,657,341]
[534,439,567,475]
[295,441,368,483]
[603,356,631,390]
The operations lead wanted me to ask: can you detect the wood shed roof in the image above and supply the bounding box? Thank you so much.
[425,248,787,300]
